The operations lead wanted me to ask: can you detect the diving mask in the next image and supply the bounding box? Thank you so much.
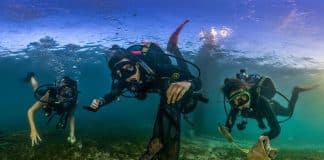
[112,60,137,81]
[58,86,75,99]
[56,78,77,100]
[228,90,251,108]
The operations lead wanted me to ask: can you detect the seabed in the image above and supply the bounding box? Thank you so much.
[1,130,323,160]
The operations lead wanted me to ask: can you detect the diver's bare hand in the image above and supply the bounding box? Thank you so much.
[259,136,278,158]
[259,136,271,152]
[90,99,102,109]
[30,130,42,147]
[166,81,191,104]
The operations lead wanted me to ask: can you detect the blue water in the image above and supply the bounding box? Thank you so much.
[1,0,324,158]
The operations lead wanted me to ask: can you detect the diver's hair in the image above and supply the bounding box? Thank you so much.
[222,78,250,98]
[107,46,131,70]
[57,76,77,89]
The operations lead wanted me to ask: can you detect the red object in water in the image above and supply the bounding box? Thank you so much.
[131,50,142,55]
[167,19,190,52]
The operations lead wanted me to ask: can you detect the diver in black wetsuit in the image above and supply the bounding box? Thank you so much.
[26,73,78,146]
[85,43,207,160]
[222,77,317,140]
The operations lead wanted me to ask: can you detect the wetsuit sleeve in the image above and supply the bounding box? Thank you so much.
[101,82,124,106]
[225,108,239,132]
[187,75,202,91]
[259,97,281,140]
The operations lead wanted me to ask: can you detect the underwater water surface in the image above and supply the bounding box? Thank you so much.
[1,0,324,160]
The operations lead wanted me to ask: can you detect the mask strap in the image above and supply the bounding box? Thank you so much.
[137,59,155,75]
[228,90,251,102]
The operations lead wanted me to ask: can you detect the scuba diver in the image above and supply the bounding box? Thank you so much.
[84,26,208,159]
[26,72,78,146]
[85,42,207,160]
[221,70,318,140]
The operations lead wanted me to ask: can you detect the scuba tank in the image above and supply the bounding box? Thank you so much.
[236,69,276,100]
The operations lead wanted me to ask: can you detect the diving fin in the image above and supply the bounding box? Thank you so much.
[167,20,190,72]
[294,83,320,93]
[22,72,36,83]
[167,19,190,53]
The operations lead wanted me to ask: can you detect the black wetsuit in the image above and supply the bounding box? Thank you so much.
[225,88,300,140]
[101,44,202,160]
[37,86,77,129]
